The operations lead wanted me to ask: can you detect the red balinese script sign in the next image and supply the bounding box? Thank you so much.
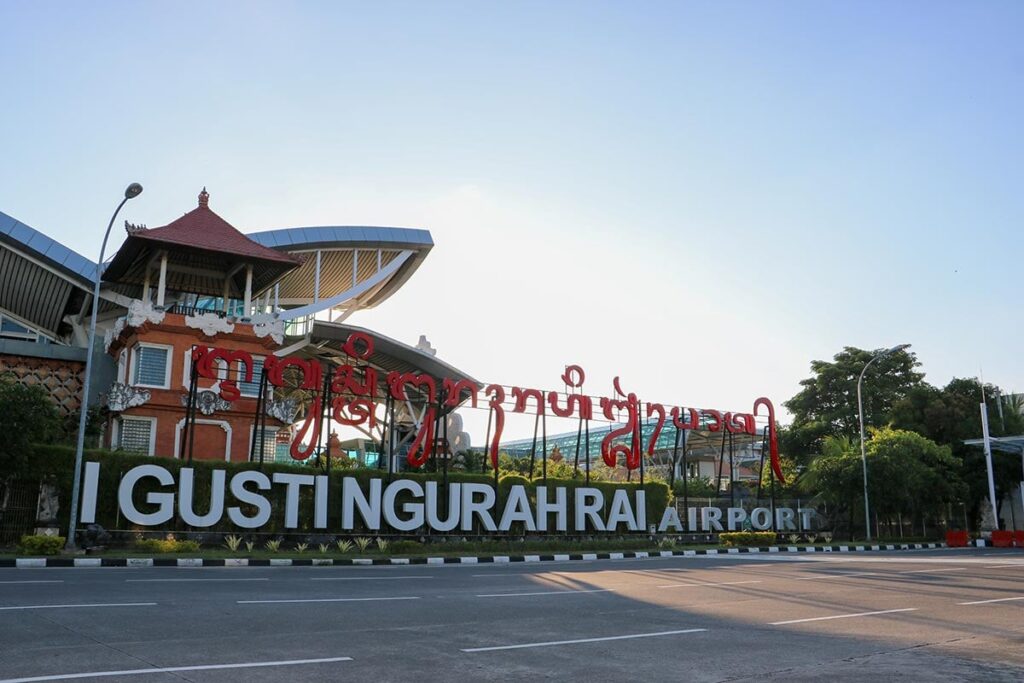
[191,333,785,481]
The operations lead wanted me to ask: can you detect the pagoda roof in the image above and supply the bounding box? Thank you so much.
[102,189,302,297]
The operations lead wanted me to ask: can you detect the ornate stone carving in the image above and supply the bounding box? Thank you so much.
[106,382,151,412]
[104,300,165,351]
[185,312,235,337]
[251,313,285,345]
[35,482,60,525]
[266,397,299,424]
[125,299,166,328]
[104,317,126,352]
[416,334,437,356]
[181,390,231,416]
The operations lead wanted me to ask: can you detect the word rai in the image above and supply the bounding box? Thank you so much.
[191,333,784,481]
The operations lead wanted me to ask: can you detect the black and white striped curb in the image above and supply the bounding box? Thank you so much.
[2,542,947,568]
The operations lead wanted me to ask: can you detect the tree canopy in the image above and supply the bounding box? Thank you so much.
[782,346,923,464]
[0,374,61,477]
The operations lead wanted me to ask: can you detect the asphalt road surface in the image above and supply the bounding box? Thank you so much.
[1,548,1022,682]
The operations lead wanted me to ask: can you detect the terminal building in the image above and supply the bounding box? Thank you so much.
[0,188,473,465]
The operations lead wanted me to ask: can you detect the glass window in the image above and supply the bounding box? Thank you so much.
[119,418,154,454]
[239,357,265,398]
[133,345,169,387]
[251,428,277,462]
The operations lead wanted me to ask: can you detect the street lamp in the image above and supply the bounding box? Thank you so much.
[65,183,143,551]
[857,343,911,542]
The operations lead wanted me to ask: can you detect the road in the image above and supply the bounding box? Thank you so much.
[1,548,1022,682]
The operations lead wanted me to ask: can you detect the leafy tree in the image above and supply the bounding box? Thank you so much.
[0,374,61,476]
[802,428,964,539]
[783,347,923,464]
[891,377,1023,528]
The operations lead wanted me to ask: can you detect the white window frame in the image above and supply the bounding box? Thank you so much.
[113,415,157,456]
[249,425,279,463]
[173,418,232,461]
[117,349,127,384]
[238,355,270,399]
[181,347,229,391]
[130,342,173,389]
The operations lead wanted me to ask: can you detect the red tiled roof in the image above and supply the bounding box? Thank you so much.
[133,191,299,265]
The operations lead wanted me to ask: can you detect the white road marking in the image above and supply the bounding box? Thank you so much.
[958,596,1024,605]
[461,628,707,652]
[238,596,420,604]
[125,578,269,583]
[310,576,432,581]
[657,580,762,589]
[476,589,615,598]
[770,608,917,625]
[0,603,156,611]
[0,656,353,682]
[899,567,967,574]
[795,572,881,580]
[0,581,64,585]
[983,564,1024,569]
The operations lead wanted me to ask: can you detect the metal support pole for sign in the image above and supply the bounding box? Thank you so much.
[179,347,199,460]
[528,410,540,480]
[316,368,329,472]
[186,362,199,463]
[637,404,644,487]
[768,427,776,533]
[715,429,726,494]
[670,425,680,489]
[323,369,333,474]
[257,369,270,467]
[430,396,442,473]
[728,429,735,508]
[541,409,547,481]
[441,405,449,513]
[573,416,583,476]
[584,419,591,484]
[756,428,768,501]
[249,366,267,464]
[378,392,390,471]
[483,405,493,475]
[681,430,689,530]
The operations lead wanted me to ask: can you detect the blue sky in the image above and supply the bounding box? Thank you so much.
[1,1,1021,438]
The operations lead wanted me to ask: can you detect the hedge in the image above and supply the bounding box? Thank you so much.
[20,445,670,537]
[718,531,777,547]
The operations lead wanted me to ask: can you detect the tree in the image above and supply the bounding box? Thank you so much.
[783,347,924,464]
[0,374,61,477]
[801,429,964,539]
[891,377,1022,528]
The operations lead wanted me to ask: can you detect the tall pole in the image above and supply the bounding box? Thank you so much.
[980,400,1000,530]
[857,343,911,543]
[66,183,143,551]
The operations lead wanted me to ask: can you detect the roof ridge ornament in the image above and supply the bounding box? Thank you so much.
[124,220,147,234]
[198,187,209,207]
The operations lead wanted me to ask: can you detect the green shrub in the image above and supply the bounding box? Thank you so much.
[389,540,424,554]
[133,535,200,553]
[719,531,776,547]
[18,534,65,555]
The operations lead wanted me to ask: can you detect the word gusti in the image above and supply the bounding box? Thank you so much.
[78,462,811,533]
[192,332,784,480]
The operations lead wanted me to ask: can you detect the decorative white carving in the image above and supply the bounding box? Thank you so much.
[105,382,151,411]
[265,397,299,424]
[185,312,235,337]
[251,313,285,345]
[181,390,232,416]
[125,299,166,328]
[104,300,165,351]
[416,334,437,356]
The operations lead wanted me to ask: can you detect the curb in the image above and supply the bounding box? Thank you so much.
[1,542,947,568]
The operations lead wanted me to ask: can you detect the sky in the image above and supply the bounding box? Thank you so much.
[1,1,1022,440]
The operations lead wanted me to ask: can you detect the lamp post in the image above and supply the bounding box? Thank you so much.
[65,183,143,551]
[857,343,911,542]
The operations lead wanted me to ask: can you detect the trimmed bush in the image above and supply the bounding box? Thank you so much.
[133,536,201,553]
[18,534,65,555]
[719,531,777,547]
